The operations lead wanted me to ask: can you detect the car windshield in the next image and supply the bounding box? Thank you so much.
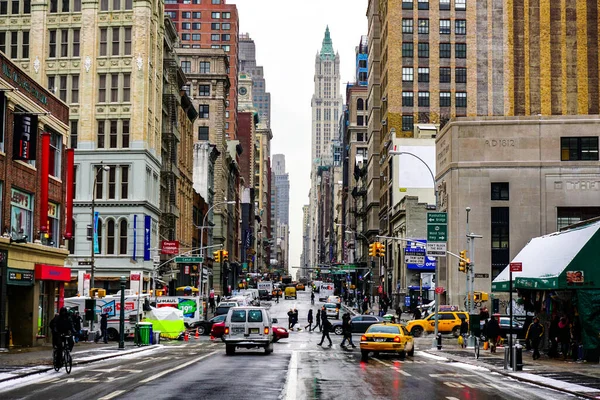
[230,310,246,322]
[367,325,400,334]
[325,304,336,308]
[212,315,226,322]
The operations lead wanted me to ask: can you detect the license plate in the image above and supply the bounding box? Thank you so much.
[232,327,244,334]
[374,338,385,342]
[250,328,259,334]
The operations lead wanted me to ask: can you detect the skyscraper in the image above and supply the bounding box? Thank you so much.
[272,154,289,226]
[239,33,271,127]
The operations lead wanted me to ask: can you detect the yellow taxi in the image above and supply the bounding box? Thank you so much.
[272,288,282,297]
[296,283,305,291]
[359,322,414,362]
[405,311,468,338]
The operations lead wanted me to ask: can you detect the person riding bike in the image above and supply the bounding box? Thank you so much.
[49,307,75,361]
[310,291,315,305]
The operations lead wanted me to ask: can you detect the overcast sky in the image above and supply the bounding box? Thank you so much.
[231,0,368,269]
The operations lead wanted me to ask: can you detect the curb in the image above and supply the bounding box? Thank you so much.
[424,349,598,400]
[0,344,161,384]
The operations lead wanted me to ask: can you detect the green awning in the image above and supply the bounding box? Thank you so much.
[492,220,600,292]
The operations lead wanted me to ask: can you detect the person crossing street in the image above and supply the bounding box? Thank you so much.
[317,307,332,347]
[314,309,322,332]
[305,309,314,331]
[339,312,356,349]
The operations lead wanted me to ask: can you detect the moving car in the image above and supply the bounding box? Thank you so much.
[194,314,227,335]
[272,326,289,342]
[258,289,272,301]
[360,322,414,362]
[284,286,297,300]
[272,288,283,297]
[210,321,225,340]
[331,315,385,335]
[296,283,305,291]
[327,295,342,305]
[406,311,468,337]
[323,302,339,319]
[223,307,276,355]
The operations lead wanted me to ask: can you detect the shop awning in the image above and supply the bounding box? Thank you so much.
[492,220,600,292]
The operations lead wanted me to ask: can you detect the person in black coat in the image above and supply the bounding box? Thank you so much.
[72,311,83,343]
[314,309,322,332]
[459,318,469,348]
[94,313,109,344]
[526,316,545,360]
[486,315,500,353]
[292,309,299,330]
[340,312,356,349]
[317,307,332,347]
[50,307,75,351]
[548,314,560,358]
[304,309,314,331]
[287,309,294,330]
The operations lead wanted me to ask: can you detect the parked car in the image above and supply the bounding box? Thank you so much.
[331,315,385,335]
[193,314,227,335]
[360,322,414,362]
[258,289,272,301]
[215,305,234,316]
[323,303,339,319]
[272,326,289,342]
[223,307,276,355]
[406,311,469,337]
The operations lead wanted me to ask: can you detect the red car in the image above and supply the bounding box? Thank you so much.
[272,326,288,342]
[211,323,288,343]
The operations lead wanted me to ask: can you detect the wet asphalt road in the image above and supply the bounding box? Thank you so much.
[0,290,585,399]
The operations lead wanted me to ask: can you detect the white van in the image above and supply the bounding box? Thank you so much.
[223,307,276,355]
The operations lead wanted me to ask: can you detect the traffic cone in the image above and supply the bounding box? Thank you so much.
[184,331,189,341]
[195,328,199,339]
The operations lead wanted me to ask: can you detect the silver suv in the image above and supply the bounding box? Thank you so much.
[223,307,276,355]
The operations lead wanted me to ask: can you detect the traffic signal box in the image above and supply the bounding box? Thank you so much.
[222,251,229,261]
[375,242,385,258]
[214,250,221,262]
[459,250,469,273]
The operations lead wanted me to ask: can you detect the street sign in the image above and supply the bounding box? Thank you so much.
[474,273,490,278]
[426,242,447,257]
[510,262,522,272]
[427,212,448,242]
[435,287,444,294]
[161,240,180,255]
[175,256,203,263]
[405,255,426,265]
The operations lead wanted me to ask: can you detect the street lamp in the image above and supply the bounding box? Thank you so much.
[90,164,109,337]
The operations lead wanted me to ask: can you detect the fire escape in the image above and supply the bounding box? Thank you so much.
[160,57,181,241]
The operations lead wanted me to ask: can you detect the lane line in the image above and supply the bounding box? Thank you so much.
[98,390,126,400]
[139,351,218,383]
[393,367,411,377]
[372,357,411,376]
[447,397,461,400]
[284,351,298,400]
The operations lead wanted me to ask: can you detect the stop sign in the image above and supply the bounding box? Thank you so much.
[435,287,444,294]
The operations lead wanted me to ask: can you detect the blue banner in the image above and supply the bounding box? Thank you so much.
[132,215,137,261]
[405,239,436,271]
[93,211,99,254]
[144,215,151,261]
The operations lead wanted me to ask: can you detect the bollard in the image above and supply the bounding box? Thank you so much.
[504,346,510,370]
[512,344,523,371]
[436,333,442,350]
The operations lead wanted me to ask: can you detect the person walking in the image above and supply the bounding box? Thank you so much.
[459,318,469,349]
[558,316,571,359]
[413,307,422,320]
[94,313,109,344]
[526,316,545,360]
[340,312,356,349]
[548,314,560,358]
[292,309,299,331]
[361,298,368,314]
[310,291,315,305]
[287,309,294,330]
[305,309,314,331]
[317,307,333,347]
[314,309,322,332]
[72,311,83,343]
[486,315,500,353]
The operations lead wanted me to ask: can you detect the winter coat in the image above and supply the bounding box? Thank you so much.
[460,319,469,335]
[50,314,74,335]
[342,315,352,334]
[486,318,500,339]
[558,319,571,342]
[100,314,108,330]
[526,321,544,341]
[307,310,313,324]
[315,309,321,324]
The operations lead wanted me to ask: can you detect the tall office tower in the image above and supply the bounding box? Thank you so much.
[239,33,271,127]
[308,26,343,268]
[165,0,239,139]
[2,0,166,286]
[272,154,289,226]
[300,205,310,277]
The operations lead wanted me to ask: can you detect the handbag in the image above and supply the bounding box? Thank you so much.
[458,335,464,346]
[483,341,489,350]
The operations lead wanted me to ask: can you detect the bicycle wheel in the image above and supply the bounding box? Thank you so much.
[53,348,61,371]
[64,350,72,374]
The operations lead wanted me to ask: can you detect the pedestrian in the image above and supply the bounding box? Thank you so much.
[94,313,109,344]
[305,309,314,331]
[571,317,582,361]
[310,291,315,305]
[459,318,469,349]
[526,316,545,360]
[293,309,299,330]
[413,307,422,320]
[486,315,500,353]
[361,298,368,314]
[216,294,221,305]
[340,312,356,349]
[314,309,322,332]
[558,316,571,359]
[287,309,294,330]
[275,289,280,303]
[317,307,333,347]
[72,311,83,343]
[548,314,560,358]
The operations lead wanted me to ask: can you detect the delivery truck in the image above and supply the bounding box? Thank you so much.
[153,296,204,328]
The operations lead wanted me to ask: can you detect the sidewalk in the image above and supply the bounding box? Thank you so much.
[0,341,160,383]
[419,337,600,399]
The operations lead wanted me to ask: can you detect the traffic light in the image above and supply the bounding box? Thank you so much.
[376,242,386,258]
[474,291,489,301]
[222,251,229,262]
[368,243,377,257]
[214,250,221,262]
[459,250,468,272]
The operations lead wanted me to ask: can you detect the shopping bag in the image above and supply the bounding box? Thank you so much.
[483,341,489,350]
[458,335,464,346]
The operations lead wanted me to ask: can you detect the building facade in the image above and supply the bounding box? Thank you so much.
[239,33,271,127]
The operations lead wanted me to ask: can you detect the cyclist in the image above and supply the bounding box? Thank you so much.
[49,307,74,358]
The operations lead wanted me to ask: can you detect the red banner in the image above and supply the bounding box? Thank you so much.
[35,264,71,282]
[39,132,50,232]
[64,148,74,239]
[161,240,180,255]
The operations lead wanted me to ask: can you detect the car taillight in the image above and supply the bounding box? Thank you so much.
[224,327,229,335]
[361,335,367,341]
[264,327,269,335]
[393,336,401,343]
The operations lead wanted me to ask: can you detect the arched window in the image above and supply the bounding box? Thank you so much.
[97,218,103,254]
[119,219,128,255]
[106,219,115,255]
[357,98,364,110]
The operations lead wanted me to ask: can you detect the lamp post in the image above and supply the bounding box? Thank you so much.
[388,149,440,349]
[119,276,126,349]
[90,164,109,336]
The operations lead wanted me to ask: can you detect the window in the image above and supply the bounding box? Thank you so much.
[210,44,219,49]
[47,74,78,103]
[440,67,451,83]
[456,67,467,83]
[222,23,230,30]
[418,43,429,58]
[439,91,451,107]
[402,19,413,34]
[455,43,467,58]
[491,183,509,201]
[212,0,220,3]
[110,74,118,102]
[222,12,231,18]
[248,310,263,322]
[199,61,210,73]
[440,20,450,34]
[357,98,364,110]
[221,34,230,41]
[10,188,33,241]
[181,11,190,18]
[440,0,450,10]
[418,91,430,107]
[72,29,80,57]
[211,12,220,18]
[211,34,219,41]
[456,92,467,107]
[402,0,413,9]
[181,22,190,30]
[198,105,209,118]
[491,207,509,249]
[106,218,115,254]
[122,73,130,102]
[357,115,364,126]
[47,202,60,247]
[122,120,129,148]
[198,85,210,96]
[211,23,220,30]
[402,91,414,107]
[3,30,30,59]
[402,42,413,58]
[98,73,129,103]
[198,126,209,140]
[192,11,201,18]
[192,34,200,41]
[440,43,451,58]
[99,27,130,56]
[99,28,107,56]
[182,33,190,41]
[402,67,413,82]
[402,115,414,131]
[47,131,62,177]
[456,0,466,10]
[418,0,428,9]
[418,19,429,34]
[455,20,466,35]
[0,32,4,54]
[557,207,600,230]
[181,61,191,73]
[231,310,246,322]
[49,30,57,57]
[111,27,119,55]
[561,137,599,161]
[165,11,175,18]
[70,120,78,148]
[418,67,429,82]
[96,217,103,253]
[118,218,127,254]
[99,0,129,11]
[192,23,201,29]
[97,120,130,149]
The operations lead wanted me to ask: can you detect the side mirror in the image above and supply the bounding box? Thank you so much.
[272,318,278,324]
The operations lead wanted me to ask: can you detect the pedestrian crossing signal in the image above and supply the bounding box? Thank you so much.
[222,251,229,261]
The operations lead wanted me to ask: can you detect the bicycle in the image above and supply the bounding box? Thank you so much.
[53,335,73,374]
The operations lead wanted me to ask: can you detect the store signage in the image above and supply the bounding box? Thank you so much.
[144,216,151,261]
[11,188,33,209]
[48,202,59,218]
[7,267,34,286]
[2,61,48,105]
[161,240,179,255]
[13,114,37,161]
[34,264,71,282]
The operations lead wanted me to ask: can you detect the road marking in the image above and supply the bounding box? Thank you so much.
[371,358,411,376]
[430,373,476,378]
[209,343,219,347]
[447,397,460,400]
[139,351,218,383]
[98,390,126,400]
[284,351,298,400]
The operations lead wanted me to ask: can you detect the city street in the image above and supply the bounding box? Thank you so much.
[0,290,588,400]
